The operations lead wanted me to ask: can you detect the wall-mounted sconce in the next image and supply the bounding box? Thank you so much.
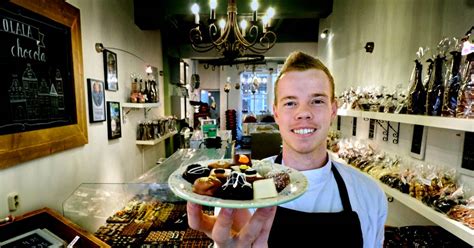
[320,29,329,39]
[95,42,153,74]
[364,42,375,53]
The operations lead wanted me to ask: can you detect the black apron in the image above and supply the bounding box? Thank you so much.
[268,154,363,248]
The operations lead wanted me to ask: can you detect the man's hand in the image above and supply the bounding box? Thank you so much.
[187,202,277,247]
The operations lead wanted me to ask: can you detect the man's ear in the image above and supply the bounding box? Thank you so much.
[273,104,279,123]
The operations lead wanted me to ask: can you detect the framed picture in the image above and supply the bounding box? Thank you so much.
[87,79,106,122]
[103,49,118,91]
[107,101,121,139]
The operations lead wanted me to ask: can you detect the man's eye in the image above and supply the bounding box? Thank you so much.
[312,99,324,104]
[283,101,296,107]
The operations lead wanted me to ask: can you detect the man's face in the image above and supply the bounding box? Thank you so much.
[273,69,337,155]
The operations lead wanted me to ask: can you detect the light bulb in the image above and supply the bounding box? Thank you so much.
[191,3,199,14]
[266,7,275,19]
[240,19,248,30]
[251,0,259,11]
[210,0,217,9]
[240,19,248,36]
[218,19,226,29]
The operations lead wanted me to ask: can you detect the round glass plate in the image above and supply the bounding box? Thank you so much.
[168,159,308,209]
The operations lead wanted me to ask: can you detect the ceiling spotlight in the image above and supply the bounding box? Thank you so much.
[320,29,329,39]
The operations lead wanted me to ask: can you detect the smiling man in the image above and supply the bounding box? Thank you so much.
[187,51,387,248]
[268,51,387,248]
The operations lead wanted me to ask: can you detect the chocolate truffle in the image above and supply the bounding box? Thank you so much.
[182,164,210,184]
[216,171,253,200]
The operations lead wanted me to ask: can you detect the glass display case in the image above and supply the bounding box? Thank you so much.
[62,149,225,246]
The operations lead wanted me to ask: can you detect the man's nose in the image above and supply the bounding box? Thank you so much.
[295,105,313,120]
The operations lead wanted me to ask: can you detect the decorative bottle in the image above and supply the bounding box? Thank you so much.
[407,59,426,115]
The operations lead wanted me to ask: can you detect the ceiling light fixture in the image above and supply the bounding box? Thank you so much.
[189,0,277,61]
[320,29,329,39]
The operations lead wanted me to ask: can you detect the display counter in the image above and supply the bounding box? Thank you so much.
[62,149,225,246]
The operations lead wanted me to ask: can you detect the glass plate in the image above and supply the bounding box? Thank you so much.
[168,159,308,209]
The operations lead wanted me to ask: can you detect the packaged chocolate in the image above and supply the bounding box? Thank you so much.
[426,55,446,116]
[456,53,474,118]
[442,51,462,117]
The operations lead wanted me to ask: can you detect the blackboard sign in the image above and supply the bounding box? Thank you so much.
[0,1,76,135]
[0,0,87,169]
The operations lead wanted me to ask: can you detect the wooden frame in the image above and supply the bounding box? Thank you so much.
[0,0,87,169]
[107,101,121,139]
[87,78,106,123]
[0,208,109,247]
[104,49,118,91]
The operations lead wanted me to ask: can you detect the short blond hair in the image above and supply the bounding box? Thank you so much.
[274,51,335,105]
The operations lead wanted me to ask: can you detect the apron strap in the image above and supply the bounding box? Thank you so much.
[331,164,353,212]
[274,153,353,212]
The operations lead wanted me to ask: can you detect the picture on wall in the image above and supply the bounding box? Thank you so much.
[107,101,121,139]
[87,78,106,122]
[103,49,118,91]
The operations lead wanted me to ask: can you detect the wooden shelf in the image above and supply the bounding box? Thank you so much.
[337,109,474,132]
[122,102,160,108]
[136,131,177,145]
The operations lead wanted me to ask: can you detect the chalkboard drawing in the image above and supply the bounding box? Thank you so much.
[49,81,59,117]
[38,78,50,119]
[8,74,27,121]
[22,64,39,120]
[55,69,65,111]
[8,64,67,122]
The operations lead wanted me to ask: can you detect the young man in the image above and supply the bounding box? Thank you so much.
[187,51,387,247]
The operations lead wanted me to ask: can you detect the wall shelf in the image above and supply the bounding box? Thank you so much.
[122,102,160,119]
[376,178,474,246]
[136,131,177,146]
[122,102,160,108]
[336,109,362,118]
[331,153,474,246]
[337,109,474,132]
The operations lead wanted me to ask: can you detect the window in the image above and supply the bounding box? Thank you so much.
[240,71,269,114]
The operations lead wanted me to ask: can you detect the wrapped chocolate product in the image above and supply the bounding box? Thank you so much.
[456,53,474,118]
[407,58,427,115]
[441,41,463,117]
[426,39,450,116]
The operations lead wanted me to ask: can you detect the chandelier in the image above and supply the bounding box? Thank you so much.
[189,0,277,61]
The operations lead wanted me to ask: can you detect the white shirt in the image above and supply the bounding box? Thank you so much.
[266,153,388,248]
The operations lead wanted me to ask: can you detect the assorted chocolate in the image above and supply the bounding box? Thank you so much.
[336,139,474,230]
[384,225,472,247]
[183,155,288,201]
[95,197,213,247]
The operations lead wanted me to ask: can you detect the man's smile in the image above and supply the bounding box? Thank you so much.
[291,128,316,135]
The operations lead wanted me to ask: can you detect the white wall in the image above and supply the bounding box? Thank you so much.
[0,0,165,217]
[323,0,474,227]
[318,0,473,94]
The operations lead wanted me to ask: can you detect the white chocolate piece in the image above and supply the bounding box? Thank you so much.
[253,178,278,199]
